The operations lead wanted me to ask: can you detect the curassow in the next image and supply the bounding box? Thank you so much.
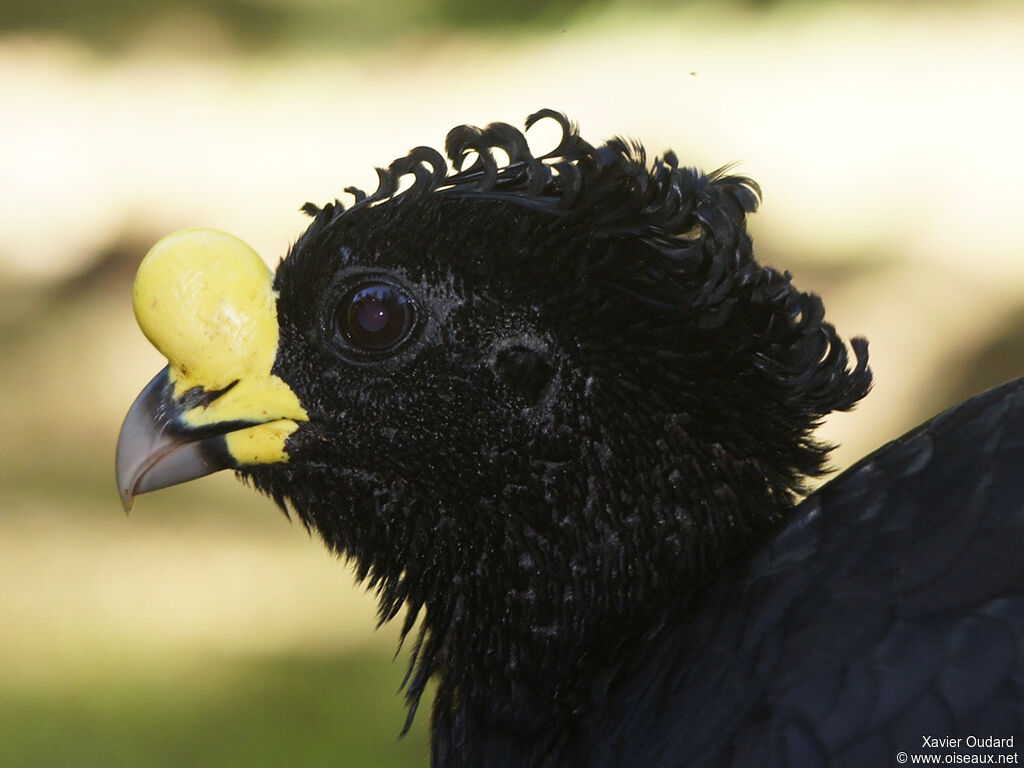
[116,110,1024,767]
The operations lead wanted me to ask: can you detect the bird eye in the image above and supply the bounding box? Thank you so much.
[336,282,414,353]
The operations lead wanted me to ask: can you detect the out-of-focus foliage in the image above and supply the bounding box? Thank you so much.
[3,0,284,49]
[0,0,848,53]
[0,648,429,767]
[5,0,599,51]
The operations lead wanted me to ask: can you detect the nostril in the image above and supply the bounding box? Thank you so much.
[493,345,555,406]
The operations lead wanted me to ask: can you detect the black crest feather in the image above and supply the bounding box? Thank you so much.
[283,110,873,733]
[302,109,755,239]
[298,107,870,464]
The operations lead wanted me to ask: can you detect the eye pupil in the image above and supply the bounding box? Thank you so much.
[338,282,413,353]
[355,299,390,333]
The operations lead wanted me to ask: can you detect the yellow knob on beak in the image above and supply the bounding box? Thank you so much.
[116,229,308,510]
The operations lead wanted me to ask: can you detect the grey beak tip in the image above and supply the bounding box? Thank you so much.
[115,366,233,511]
[119,487,134,514]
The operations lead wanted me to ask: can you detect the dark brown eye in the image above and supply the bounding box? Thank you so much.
[336,282,414,353]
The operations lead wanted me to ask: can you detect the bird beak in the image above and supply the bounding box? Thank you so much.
[115,229,308,511]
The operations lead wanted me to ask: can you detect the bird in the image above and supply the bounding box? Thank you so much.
[116,109,1024,767]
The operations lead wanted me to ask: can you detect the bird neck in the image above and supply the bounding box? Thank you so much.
[398,435,793,743]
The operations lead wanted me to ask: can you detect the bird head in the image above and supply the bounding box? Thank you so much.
[116,110,871,724]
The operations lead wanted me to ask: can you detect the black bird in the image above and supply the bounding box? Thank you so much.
[116,110,1024,766]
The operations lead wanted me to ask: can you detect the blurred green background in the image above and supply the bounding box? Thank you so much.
[1,1,1022,765]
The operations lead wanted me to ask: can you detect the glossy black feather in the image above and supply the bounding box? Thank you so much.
[427,380,1024,766]
[576,378,1024,767]
[234,110,1021,766]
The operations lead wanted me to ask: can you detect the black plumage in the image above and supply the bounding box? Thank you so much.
[119,110,1024,766]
